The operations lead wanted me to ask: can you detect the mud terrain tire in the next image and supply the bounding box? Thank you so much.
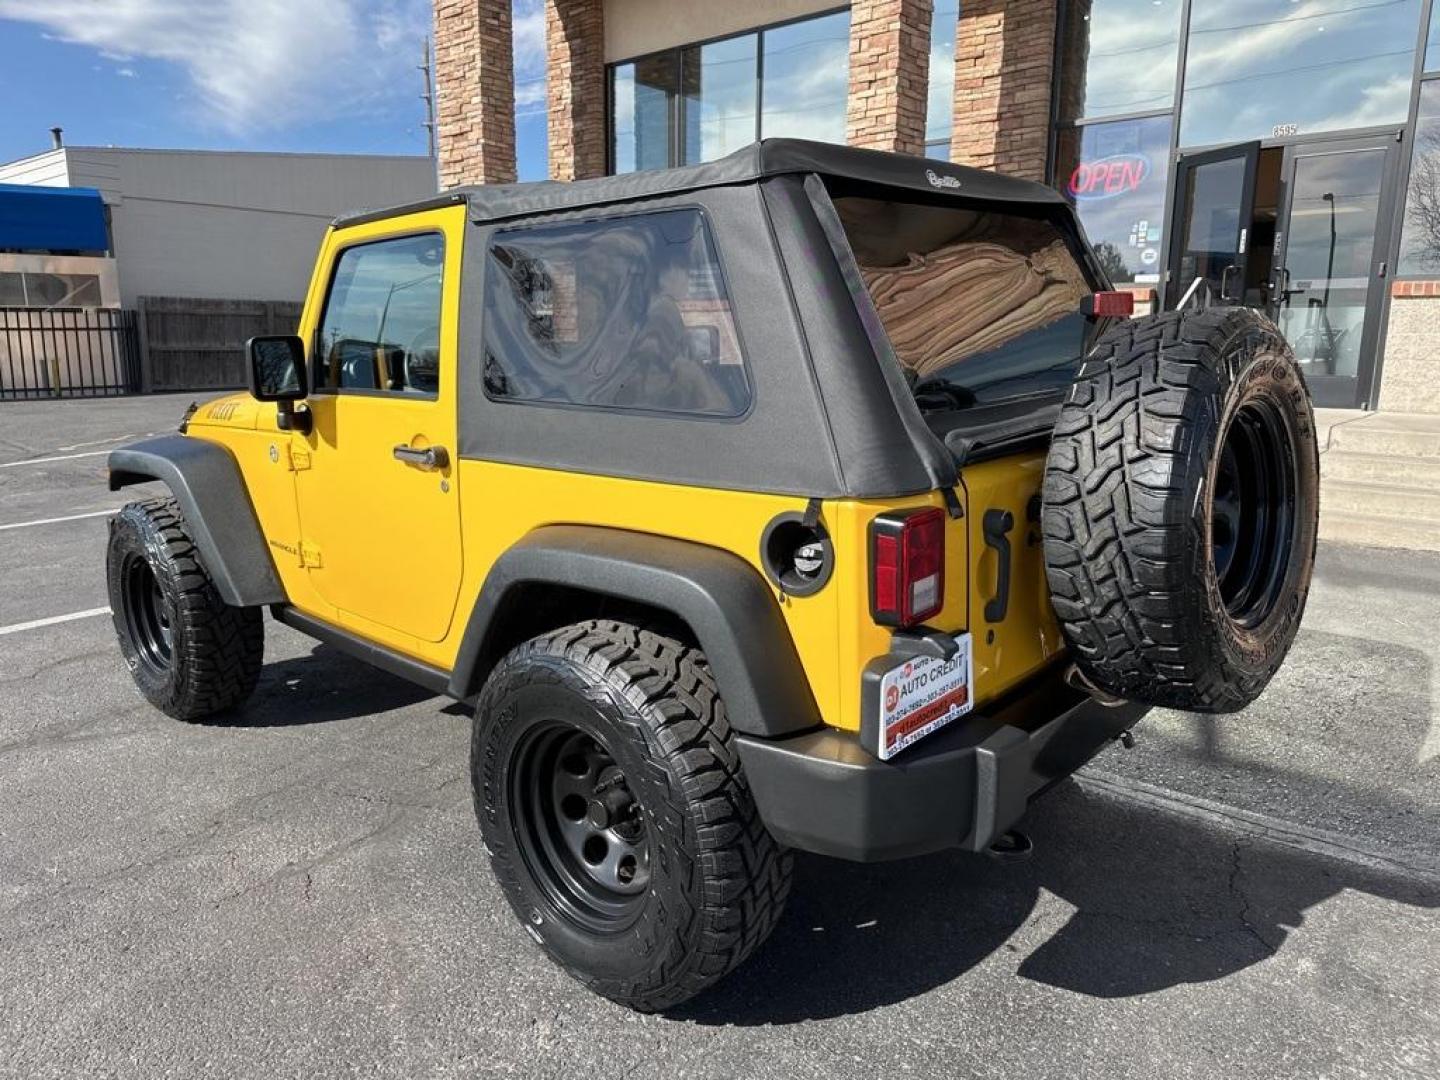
[1042,307,1319,712]
[472,620,792,1011]
[107,497,264,720]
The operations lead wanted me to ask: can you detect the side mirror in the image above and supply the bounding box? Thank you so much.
[245,335,310,434]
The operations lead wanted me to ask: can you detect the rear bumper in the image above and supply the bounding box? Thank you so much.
[735,674,1148,862]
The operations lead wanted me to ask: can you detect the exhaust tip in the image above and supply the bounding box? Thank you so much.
[1064,663,1129,708]
[986,829,1033,862]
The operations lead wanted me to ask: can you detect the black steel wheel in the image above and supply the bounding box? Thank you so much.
[107,497,263,721]
[119,553,174,678]
[1043,307,1319,713]
[472,620,792,1012]
[511,723,652,932]
[1210,399,1298,628]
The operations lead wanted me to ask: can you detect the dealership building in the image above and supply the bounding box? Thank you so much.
[434,0,1440,415]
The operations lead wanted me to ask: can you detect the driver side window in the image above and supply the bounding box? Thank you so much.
[313,232,445,396]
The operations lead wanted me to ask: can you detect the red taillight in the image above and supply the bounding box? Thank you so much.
[1081,290,1135,318]
[870,508,946,627]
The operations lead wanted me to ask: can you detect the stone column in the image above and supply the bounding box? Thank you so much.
[951,0,1058,181]
[434,0,518,187]
[547,0,607,181]
[847,0,934,156]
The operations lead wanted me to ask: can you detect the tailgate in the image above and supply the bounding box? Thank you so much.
[957,450,1065,705]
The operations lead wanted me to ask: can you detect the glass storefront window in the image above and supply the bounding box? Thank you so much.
[1181,0,1421,146]
[611,10,850,173]
[1399,81,1440,275]
[612,56,678,174]
[1428,4,1440,73]
[760,10,851,143]
[1057,0,1184,123]
[682,35,758,165]
[1054,115,1173,285]
[925,0,959,158]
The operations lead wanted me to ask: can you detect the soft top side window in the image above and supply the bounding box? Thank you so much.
[314,232,445,396]
[481,208,751,419]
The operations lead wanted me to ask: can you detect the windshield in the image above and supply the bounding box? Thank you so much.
[834,196,1095,412]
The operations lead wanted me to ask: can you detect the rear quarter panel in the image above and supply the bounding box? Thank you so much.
[446,447,1061,737]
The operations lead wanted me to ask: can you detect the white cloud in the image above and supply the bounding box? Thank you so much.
[1308,74,1412,135]
[0,0,433,134]
[512,0,545,80]
[116,66,137,77]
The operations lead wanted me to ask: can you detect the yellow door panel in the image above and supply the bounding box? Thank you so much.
[296,395,461,640]
[290,207,465,645]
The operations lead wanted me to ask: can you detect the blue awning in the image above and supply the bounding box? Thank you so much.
[0,183,109,253]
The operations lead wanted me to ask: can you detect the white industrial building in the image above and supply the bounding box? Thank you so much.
[0,142,436,308]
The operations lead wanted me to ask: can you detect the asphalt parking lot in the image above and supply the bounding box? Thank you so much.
[2,393,1438,1079]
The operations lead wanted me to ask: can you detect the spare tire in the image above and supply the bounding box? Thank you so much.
[1041,307,1319,713]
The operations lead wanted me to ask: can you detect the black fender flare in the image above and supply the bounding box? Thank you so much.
[448,525,823,739]
[108,434,286,607]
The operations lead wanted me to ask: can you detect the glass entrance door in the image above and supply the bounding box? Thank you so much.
[1166,142,1260,309]
[1270,135,1399,408]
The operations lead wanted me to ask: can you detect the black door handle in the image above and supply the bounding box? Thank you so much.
[983,509,1014,623]
[393,444,449,470]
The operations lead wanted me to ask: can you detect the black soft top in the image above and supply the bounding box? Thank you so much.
[344,140,1099,500]
[334,139,1070,228]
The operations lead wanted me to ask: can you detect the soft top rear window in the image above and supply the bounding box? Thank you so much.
[834,196,1095,418]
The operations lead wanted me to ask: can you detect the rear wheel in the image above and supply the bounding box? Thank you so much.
[1041,307,1319,712]
[106,497,263,721]
[472,620,791,1011]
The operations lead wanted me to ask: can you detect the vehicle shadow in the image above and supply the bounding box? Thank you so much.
[674,779,1440,1025]
[198,643,439,728]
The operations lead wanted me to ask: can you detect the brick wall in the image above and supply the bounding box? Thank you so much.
[847,0,933,156]
[951,0,1058,181]
[1379,283,1440,413]
[547,0,607,181]
[435,0,517,187]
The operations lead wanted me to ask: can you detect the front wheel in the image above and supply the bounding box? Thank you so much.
[106,497,263,721]
[472,620,792,1011]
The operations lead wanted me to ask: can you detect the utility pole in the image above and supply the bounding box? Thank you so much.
[419,36,438,187]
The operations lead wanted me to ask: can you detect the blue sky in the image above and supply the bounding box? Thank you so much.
[0,0,549,178]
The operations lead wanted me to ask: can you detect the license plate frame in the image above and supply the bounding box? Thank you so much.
[874,635,975,761]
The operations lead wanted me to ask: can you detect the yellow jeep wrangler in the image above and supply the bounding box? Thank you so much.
[105,140,1319,1010]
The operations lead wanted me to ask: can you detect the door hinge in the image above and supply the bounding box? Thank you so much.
[286,444,312,471]
[300,541,323,568]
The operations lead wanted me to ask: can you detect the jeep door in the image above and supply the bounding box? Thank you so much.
[291,207,465,645]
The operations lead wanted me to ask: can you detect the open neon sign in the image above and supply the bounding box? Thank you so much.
[1068,154,1150,202]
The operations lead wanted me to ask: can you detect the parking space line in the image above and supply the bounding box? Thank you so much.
[50,431,160,453]
[1081,769,1440,882]
[0,449,113,469]
[0,608,111,637]
[0,510,114,532]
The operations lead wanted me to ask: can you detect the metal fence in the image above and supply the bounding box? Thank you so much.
[0,307,142,400]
